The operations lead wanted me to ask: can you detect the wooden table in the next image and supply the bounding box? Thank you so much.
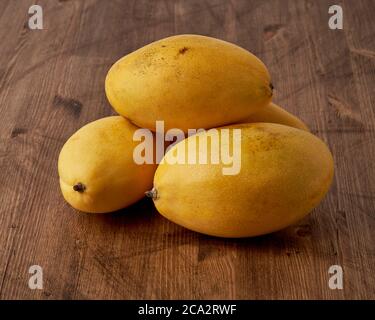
[0,0,374,300]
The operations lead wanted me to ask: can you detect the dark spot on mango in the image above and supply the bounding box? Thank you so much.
[178,47,189,54]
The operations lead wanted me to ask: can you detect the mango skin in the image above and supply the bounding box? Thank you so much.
[238,102,309,131]
[152,123,334,238]
[58,116,157,213]
[105,34,273,132]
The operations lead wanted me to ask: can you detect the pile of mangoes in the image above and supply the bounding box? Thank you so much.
[58,35,334,238]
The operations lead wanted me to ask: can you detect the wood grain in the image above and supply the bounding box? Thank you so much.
[0,0,374,299]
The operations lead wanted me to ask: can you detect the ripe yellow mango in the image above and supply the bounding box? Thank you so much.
[149,123,334,237]
[105,34,273,132]
[238,102,309,131]
[58,116,157,213]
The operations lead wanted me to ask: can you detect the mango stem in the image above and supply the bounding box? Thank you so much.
[145,187,158,200]
[73,182,86,193]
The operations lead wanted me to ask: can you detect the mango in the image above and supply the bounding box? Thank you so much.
[105,34,273,132]
[148,123,334,237]
[238,102,309,131]
[58,116,157,213]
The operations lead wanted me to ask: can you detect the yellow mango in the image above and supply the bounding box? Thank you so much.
[148,123,334,237]
[58,116,157,213]
[238,102,309,131]
[105,34,273,132]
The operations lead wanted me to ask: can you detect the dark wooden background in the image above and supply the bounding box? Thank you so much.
[0,0,374,300]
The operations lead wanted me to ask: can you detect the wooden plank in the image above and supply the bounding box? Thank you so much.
[0,0,374,299]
